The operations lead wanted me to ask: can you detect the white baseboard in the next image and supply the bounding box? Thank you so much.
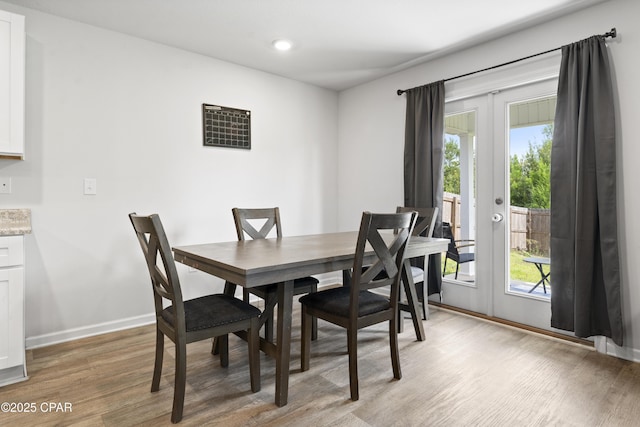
[316,273,342,287]
[26,313,156,350]
[597,336,640,362]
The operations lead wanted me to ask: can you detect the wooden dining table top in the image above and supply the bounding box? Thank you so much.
[173,231,449,288]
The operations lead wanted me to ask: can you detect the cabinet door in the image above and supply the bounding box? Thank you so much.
[0,267,24,369]
[0,10,25,159]
[0,235,24,268]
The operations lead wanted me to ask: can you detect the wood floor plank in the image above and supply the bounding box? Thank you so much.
[2,307,639,426]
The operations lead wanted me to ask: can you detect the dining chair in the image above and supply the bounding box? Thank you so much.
[129,213,261,423]
[232,207,319,341]
[396,206,439,320]
[299,211,417,401]
[442,221,475,280]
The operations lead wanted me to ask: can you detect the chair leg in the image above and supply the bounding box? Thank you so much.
[151,328,164,392]
[243,288,250,303]
[300,306,312,371]
[389,319,402,380]
[248,318,261,393]
[218,334,229,368]
[455,263,459,280]
[419,282,427,320]
[395,284,407,333]
[396,304,403,334]
[310,284,318,341]
[311,314,318,341]
[171,339,187,423]
[347,327,359,401]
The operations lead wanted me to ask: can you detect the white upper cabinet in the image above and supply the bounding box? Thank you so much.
[0,10,25,159]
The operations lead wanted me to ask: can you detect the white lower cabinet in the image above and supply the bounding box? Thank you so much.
[0,235,27,385]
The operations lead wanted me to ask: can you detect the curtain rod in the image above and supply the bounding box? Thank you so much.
[396,28,617,96]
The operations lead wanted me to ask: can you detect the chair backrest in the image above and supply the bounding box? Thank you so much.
[442,222,459,257]
[396,206,439,237]
[232,207,282,241]
[350,211,417,315]
[129,213,185,326]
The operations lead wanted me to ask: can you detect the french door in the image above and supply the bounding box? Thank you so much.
[437,78,558,331]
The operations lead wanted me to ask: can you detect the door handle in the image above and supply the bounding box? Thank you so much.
[492,213,503,223]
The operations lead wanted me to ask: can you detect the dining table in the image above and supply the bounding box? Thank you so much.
[173,230,448,407]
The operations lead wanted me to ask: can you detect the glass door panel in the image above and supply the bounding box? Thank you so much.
[443,111,476,284]
[438,96,488,315]
[492,80,559,330]
[507,98,554,299]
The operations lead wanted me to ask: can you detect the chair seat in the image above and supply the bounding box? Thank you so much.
[299,287,390,317]
[162,294,261,332]
[456,253,475,263]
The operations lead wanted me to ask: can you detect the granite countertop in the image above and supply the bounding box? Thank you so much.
[0,209,32,235]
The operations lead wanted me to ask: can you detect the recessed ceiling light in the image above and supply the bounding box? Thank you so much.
[272,39,293,51]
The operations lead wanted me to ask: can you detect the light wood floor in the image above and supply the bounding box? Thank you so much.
[3,305,640,426]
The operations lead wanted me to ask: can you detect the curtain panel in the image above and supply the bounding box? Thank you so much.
[550,36,623,345]
[403,81,445,296]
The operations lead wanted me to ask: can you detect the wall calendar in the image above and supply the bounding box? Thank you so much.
[202,104,251,149]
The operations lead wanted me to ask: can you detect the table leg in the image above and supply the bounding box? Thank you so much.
[275,279,294,407]
[528,263,549,294]
[223,281,237,296]
[401,259,426,341]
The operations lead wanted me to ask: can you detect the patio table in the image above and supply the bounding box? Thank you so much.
[523,256,550,294]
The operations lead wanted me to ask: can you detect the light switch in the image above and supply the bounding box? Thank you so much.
[0,177,11,194]
[84,178,97,195]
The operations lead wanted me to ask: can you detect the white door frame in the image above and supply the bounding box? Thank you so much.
[433,54,561,323]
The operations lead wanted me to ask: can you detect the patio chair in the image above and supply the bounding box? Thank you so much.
[442,222,475,280]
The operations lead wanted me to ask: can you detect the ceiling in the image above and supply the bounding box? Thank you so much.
[4,0,605,91]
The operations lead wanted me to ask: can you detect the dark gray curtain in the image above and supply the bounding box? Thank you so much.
[404,81,445,296]
[550,36,623,345]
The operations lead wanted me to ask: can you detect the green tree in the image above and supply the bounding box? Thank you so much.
[444,136,460,194]
[510,124,552,208]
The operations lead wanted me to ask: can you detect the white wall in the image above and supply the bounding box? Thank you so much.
[0,2,339,346]
[338,0,640,359]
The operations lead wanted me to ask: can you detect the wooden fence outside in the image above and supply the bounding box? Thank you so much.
[525,208,551,256]
[443,193,550,256]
